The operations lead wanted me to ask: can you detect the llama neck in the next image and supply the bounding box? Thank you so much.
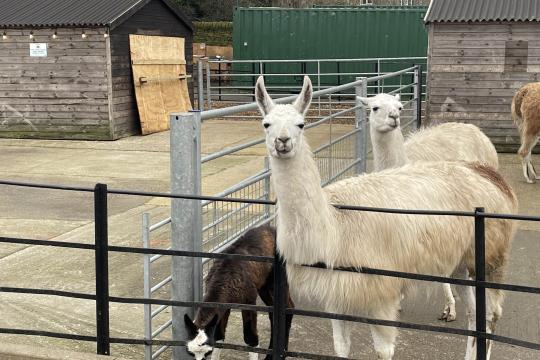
[270,139,337,265]
[370,124,408,171]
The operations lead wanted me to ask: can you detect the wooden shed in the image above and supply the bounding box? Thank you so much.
[424,0,540,152]
[0,0,193,140]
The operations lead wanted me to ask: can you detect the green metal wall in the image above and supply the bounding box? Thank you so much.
[234,6,428,60]
[232,6,427,88]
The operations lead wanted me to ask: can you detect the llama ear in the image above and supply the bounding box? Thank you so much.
[204,314,220,344]
[184,314,199,338]
[293,76,313,115]
[205,314,219,331]
[394,94,401,101]
[357,96,370,107]
[255,76,274,117]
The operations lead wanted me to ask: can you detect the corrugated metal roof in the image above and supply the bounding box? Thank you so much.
[0,0,192,29]
[425,0,540,23]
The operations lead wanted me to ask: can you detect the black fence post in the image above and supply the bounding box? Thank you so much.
[474,207,487,360]
[95,183,110,355]
[416,64,423,128]
[272,253,287,360]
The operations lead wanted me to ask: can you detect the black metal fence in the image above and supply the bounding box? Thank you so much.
[1,180,539,360]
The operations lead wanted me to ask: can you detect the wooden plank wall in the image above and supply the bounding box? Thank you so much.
[0,27,111,140]
[426,22,540,152]
[109,0,193,139]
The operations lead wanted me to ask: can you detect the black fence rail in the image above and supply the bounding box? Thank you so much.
[0,180,539,360]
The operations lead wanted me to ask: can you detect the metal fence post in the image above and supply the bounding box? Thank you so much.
[272,254,287,360]
[355,77,368,174]
[264,156,271,219]
[474,207,487,360]
[414,64,423,128]
[94,183,110,356]
[197,60,204,110]
[206,62,212,110]
[170,111,203,360]
[142,213,152,360]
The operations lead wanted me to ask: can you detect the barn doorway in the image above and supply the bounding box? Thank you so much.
[129,34,192,135]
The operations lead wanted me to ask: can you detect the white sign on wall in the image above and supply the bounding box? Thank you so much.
[29,43,47,57]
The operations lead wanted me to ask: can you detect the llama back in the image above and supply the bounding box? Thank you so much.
[511,82,540,127]
[324,161,516,273]
[203,226,275,304]
[404,122,498,169]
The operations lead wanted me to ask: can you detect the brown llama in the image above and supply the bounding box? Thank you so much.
[511,82,540,183]
[183,225,293,360]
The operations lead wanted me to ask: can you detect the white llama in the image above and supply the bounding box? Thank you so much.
[358,93,499,321]
[511,82,540,183]
[256,76,517,360]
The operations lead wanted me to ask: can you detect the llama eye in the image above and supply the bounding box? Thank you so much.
[297,123,305,129]
[399,107,403,111]
[263,123,270,129]
[372,107,379,112]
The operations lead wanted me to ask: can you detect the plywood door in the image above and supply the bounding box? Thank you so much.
[130,35,192,135]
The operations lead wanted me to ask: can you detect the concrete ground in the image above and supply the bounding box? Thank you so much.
[0,119,538,359]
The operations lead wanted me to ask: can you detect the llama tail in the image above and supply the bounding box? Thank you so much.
[511,87,527,127]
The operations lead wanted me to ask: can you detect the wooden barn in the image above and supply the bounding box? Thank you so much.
[424,0,540,152]
[0,0,193,140]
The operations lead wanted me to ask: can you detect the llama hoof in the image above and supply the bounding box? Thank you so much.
[439,306,456,322]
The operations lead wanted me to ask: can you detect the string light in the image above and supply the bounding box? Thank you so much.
[2,31,7,40]
[81,31,87,39]
[52,30,58,39]
[103,29,109,38]
[29,31,34,39]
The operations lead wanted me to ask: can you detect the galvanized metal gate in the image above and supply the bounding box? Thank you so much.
[142,65,423,359]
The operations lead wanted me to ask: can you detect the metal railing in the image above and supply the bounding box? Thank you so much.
[142,65,424,359]
[0,180,539,360]
[194,57,427,118]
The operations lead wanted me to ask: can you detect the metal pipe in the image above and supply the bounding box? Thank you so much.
[151,276,172,294]
[313,129,360,154]
[150,247,172,264]
[170,111,201,360]
[143,213,152,360]
[149,217,171,232]
[200,67,416,120]
[205,62,212,109]
[152,319,173,338]
[197,60,204,110]
[207,56,427,64]
[152,346,170,360]
[151,304,169,318]
[475,208,487,360]
[416,64,423,128]
[355,78,368,174]
[94,183,110,356]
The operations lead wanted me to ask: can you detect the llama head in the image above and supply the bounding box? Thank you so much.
[255,75,312,159]
[358,93,403,133]
[184,314,219,360]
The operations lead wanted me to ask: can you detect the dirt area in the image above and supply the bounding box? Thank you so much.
[0,119,538,359]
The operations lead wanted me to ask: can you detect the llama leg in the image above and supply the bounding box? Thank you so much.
[212,341,223,360]
[440,283,457,322]
[242,310,260,360]
[331,320,353,358]
[212,310,230,360]
[455,283,476,360]
[518,133,539,183]
[485,269,505,360]
[369,301,400,360]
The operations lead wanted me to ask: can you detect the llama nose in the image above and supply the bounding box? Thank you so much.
[389,116,399,127]
[277,136,290,144]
